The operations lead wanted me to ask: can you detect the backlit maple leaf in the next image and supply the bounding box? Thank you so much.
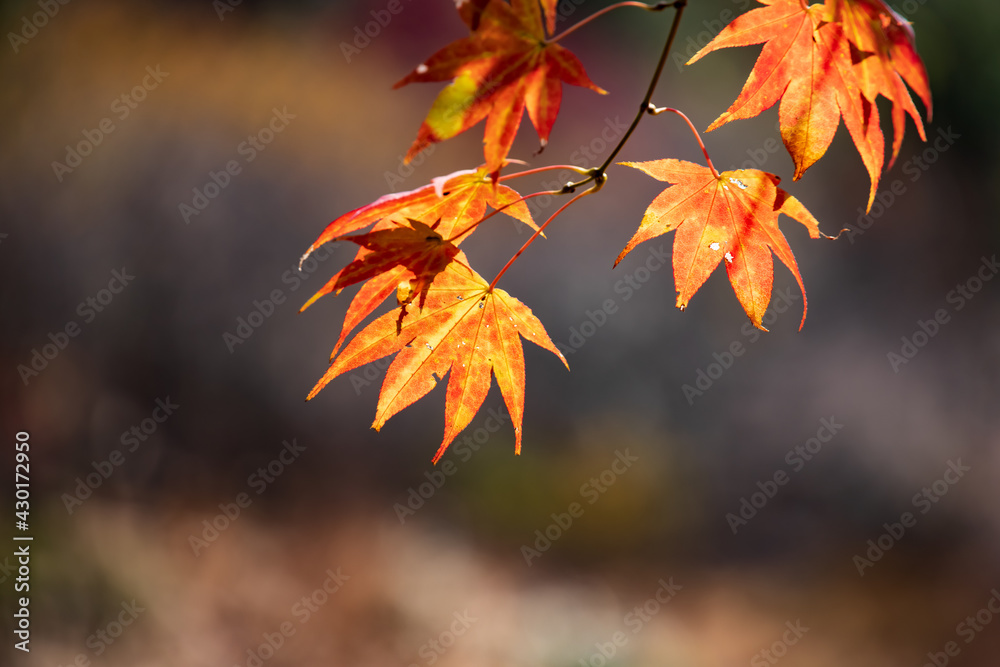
[831,0,930,167]
[307,259,568,462]
[300,168,537,357]
[314,218,461,332]
[395,0,605,173]
[687,0,884,210]
[616,159,824,330]
[302,167,536,255]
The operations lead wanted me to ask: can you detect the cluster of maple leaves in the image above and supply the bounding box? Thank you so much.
[300,0,930,461]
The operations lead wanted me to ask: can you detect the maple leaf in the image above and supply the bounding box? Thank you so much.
[687,0,884,210]
[395,0,605,173]
[616,159,824,330]
[300,168,537,356]
[312,218,461,332]
[830,0,930,167]
[301,167,535,254]
[459,0,558,33]
[307,258,568,463]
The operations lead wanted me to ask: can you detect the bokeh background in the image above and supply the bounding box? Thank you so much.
[2,0,1000,665]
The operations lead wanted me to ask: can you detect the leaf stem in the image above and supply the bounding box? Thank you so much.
[548,0,679,43]
[489,184,602,290]
[648,106,720,177]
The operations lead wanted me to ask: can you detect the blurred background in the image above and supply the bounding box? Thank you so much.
[2,0,999,665]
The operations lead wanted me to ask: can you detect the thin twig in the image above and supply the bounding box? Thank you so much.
[489,184,602,290]
[560,0,688,193]
[548,0,679,44]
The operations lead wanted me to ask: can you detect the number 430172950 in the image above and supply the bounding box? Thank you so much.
[15,432,30,527]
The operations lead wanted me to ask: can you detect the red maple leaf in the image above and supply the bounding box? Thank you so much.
[307,259,568,462]
[317,218,461,331]
[687,0,885,210]
[395,0,605,173]
[617,159,825,330]
[831,0,931,166]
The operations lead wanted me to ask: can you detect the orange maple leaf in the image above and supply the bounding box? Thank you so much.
[307,258,568,463]
[300,168,537,358]
[687,0,884,210]
[616,159,824,330]
[395,0,605,173]
[301,168,535,255]
[831,0,931,167]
